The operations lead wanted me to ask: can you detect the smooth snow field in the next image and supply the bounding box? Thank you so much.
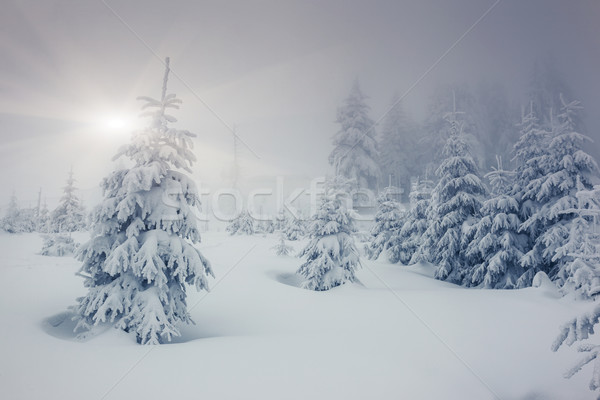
[0,231,593,400]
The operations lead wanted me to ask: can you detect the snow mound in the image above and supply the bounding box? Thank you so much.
[532,271,561,298]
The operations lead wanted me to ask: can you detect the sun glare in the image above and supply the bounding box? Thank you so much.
[88,114,139,139]
[103,116,131,132]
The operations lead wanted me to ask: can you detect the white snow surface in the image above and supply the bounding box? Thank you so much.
[0,231,593,400]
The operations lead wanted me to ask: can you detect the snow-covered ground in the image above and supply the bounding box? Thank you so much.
[0,231,593,400]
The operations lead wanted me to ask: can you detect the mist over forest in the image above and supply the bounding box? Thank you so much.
[1,0,599,210]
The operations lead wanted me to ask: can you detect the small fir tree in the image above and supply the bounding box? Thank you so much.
[297,177,361,291]
[367,186,404,261]
[50,168,86,233]
[37,198,50,233]
[283,215,306,241]
[1,193,35,233]
[259,219,275,234]
[391,177,434,265]
[272,233,294,256]
[40,233,77,257]
[273,208,288,231]
[226,210,255,235]
[1,193,20,233]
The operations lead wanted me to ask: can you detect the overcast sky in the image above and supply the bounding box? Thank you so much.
[1,0,599,209]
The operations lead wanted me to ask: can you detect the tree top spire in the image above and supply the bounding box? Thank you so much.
[161,57,170,102]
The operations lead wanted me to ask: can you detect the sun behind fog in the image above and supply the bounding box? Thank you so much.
[88,114,139,140]
[102,116,133,132]
[104,117,128,130]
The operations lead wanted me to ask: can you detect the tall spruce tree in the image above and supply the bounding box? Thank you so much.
[511,104,550,286]
[418,107,486,284]
[391,177,434,265]
[405,177,436,265]
[72,58,213,344]
[379,94,417,198]
[464,156,527,288]
[422,85,485,171]
[51,168,86,233]
[529,59,578,130]
[328,81,379,191]
[519,96,598,286]
[554,179,600,299]
[37,198,50,233]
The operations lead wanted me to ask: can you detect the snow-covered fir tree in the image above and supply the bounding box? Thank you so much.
[510,104,551,286]
[273,208,288,232]
[554,179,600,299]
[519,96,598,287]
[417,108,486,283]
[422,86,485,170]
[37,198,50,233]
[283,215,306,241]
[226,210,255,235]
[272,233,294,256]
[391,177,434,265]
[40,233,77,257]
[378,94,418,199]
[475,82,520,169]
[259,219,275,234]
[1,193,35,233]
[464,156,528,288]
[411,192,440,266]
[50,168,86,233]
[20,207,36,233]
[366,186,404,261]
[72,58,213,345]
[2,192,20,233]
[297,176,361,291]
[529,58,579,130]
[512,103,549,187]
[328,81,379,191]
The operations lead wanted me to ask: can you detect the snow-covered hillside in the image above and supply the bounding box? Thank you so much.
[0,231,591,399]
